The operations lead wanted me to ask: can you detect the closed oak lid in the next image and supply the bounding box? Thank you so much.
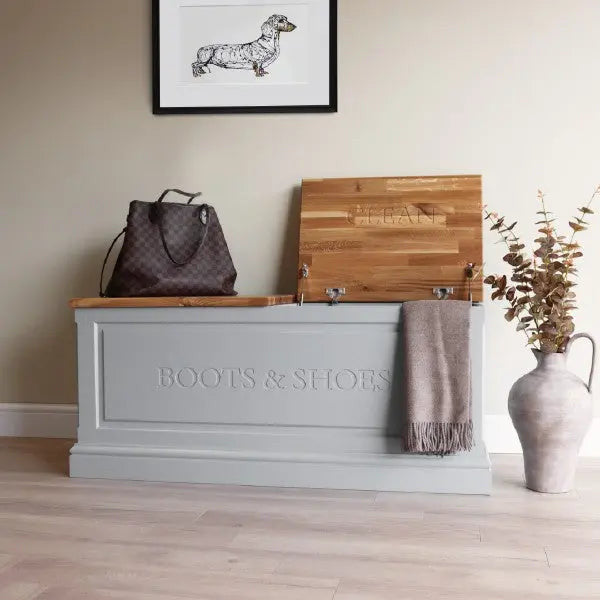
[69,295,296,308]
[298,175,483,302]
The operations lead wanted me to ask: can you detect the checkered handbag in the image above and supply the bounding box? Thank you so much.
[100,189,237,297]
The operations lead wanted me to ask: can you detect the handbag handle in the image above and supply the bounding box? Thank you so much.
[566,332,596,393]
[99,227,126,297]
[152,189,209,267]
[156,188,202,205]
[157,204,210,266]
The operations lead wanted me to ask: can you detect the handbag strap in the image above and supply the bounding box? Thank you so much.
[153,188,208,267]
[99,227,126,297]
[156,188,202,205]
[157,203,210,266]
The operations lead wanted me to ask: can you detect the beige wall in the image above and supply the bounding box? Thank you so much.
[1,0,599,414]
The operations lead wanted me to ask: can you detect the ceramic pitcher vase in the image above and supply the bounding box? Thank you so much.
[508,333,596,493]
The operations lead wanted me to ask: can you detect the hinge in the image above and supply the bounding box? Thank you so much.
[298,263,309,306]
[432,287,454,300]
[465,262,478,303]
[325,287,346,305]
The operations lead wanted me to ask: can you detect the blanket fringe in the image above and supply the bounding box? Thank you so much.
[403,421,473,456]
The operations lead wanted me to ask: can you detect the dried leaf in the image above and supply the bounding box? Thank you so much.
[539,322,557,334]
[540,339,558,353]
[514,261,531,273]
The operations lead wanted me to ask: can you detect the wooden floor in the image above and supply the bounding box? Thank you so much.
[0,439,599,600]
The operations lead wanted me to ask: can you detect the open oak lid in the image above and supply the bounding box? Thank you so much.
[297,175,483,302]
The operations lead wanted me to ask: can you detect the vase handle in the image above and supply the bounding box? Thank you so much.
[566,332,596,393]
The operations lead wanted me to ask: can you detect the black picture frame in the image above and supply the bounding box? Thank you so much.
[152,0,337,114]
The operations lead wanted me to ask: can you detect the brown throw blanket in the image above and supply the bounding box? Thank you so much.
[402,300,473,455]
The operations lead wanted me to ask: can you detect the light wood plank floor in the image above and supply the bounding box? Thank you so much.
[0,438,599,599]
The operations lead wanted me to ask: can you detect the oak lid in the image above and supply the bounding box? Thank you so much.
[69,295,295,308]
[297,175,483,302]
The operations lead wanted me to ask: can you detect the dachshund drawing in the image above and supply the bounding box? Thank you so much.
[192,15,296,78]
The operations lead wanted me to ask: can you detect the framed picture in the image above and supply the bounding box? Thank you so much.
[153,0,337,114]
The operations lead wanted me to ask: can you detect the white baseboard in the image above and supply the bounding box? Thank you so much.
[1,404,599,457]
[484,414,600,457]
[0,403,78,439]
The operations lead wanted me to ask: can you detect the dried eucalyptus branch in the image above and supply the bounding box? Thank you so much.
[483,186,598,353]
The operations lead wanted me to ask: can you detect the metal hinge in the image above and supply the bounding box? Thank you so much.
[298,263,309,306]
[432,287,454,300]
[325,287,346,305]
